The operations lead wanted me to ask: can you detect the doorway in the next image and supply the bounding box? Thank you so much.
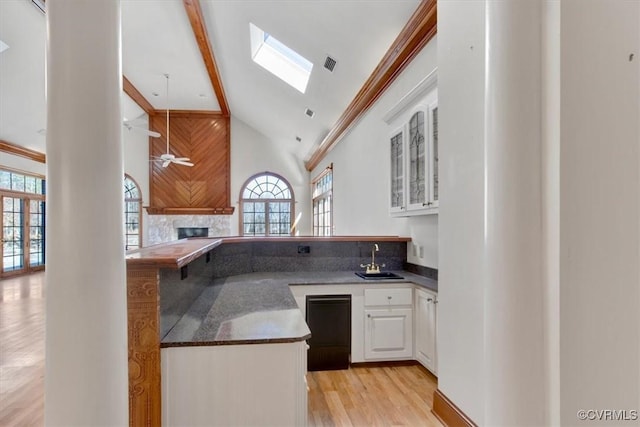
[1,195,46,277]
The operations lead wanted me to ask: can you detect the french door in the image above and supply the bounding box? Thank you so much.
[1,195,45,277]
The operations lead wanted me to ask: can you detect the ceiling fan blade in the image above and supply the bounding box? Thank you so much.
[172,157,191,162]
[173,160,194,167]
[123,121,160,138]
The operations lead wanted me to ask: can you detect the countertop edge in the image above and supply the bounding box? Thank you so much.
[126,235,411,268]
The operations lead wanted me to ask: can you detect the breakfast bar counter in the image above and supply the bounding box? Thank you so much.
[123,235,434,426]
[161,270,437,347]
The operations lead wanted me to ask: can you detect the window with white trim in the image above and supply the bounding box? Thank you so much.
[240,172,294,236]
[124,175,142,250]
[312,165,333,236]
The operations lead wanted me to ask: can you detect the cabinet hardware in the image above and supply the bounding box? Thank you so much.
[427,298,433,303]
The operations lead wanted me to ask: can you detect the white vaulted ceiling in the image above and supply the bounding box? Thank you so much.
[0,0,420,161]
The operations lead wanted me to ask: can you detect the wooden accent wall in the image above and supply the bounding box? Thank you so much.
[127,266,161,426]
[147,112,234,215]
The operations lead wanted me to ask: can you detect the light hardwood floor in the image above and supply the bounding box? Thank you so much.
[0,272,45,427]
[0,272,441,427]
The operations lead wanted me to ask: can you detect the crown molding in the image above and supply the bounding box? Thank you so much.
[305,0,437,171]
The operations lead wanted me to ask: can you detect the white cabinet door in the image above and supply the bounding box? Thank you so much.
[364,308,413,360]
[386,72,438,217]
[415,288,437,374]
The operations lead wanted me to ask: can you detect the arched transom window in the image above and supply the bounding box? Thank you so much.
[124,175,142,250]
[240,172,294,236]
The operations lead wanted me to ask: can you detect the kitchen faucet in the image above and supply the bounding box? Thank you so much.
[360,243,385,274]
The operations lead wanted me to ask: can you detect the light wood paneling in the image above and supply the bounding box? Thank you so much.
[148,112,233,215]
[305,0,437,171]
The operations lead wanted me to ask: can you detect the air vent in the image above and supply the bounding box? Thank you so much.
[305,108,315,118]
[324,56,337,72]
[32,0,46,14]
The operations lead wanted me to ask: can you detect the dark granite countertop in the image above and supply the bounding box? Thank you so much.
[161,271,437,348]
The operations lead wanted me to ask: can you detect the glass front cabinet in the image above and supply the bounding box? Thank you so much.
[386,73,438,217]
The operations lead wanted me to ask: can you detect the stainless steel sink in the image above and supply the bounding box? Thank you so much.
[355,272,404,280]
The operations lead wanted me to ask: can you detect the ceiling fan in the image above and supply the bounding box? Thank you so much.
[123,116,160,138]
[153,74,194,168]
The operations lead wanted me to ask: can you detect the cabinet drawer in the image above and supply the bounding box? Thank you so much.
[364,288,412,306]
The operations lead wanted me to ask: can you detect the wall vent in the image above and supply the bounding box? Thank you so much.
[324,56,337,72]
[305,108,315,118]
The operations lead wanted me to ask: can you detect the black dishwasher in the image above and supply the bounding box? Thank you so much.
[306,295,351,371]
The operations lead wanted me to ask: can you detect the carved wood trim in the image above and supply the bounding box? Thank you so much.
[433,389,478,427]
[183,0,230,117]
[123,76,156,115]
[127,266,161,427]
[304,0,437,171]
[0,140,46,163]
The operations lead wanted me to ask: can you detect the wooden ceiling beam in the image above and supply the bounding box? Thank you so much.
[123,75,156,115]
[183,0,230,117]
[0,139,46,163]
[304,0,437,172]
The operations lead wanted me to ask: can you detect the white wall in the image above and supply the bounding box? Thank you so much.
[309,37,439,268]
[559,2,640,425]
[230,117,312,236]
[0,152,46,176]
[123,118,150,246]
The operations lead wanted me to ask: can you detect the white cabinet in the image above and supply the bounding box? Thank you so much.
[415,288,438,375]
[386,70,439,216]
[364,287,413,360]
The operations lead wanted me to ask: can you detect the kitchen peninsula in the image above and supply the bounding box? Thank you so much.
[125,236,436,426]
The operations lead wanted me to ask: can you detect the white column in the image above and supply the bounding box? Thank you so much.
[439,0,547,424]
[484,1,546,425]
[437,0,488,423]
[45,1,128,425]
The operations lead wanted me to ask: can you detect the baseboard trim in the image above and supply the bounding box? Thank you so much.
[350,360,420,369]
[432,389,477,427]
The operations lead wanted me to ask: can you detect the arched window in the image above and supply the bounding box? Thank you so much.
[124,175,142,250]
[240,172,294,236]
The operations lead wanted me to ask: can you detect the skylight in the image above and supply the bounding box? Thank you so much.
[249,23,313,93]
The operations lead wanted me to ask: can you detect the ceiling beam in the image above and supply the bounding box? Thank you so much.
[183,0,230,117]
[305,0,437,172]
[123,75,156,114]
[0,139,46,163]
